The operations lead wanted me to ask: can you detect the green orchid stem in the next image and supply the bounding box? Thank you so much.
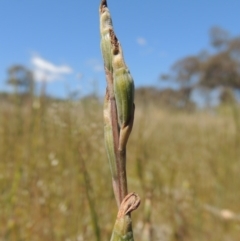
[117,148,128,204]
[106,68,129,206]
[100,0,128,207]
[100,4,140,241]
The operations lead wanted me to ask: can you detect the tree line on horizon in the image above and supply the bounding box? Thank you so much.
[158,26,240,108]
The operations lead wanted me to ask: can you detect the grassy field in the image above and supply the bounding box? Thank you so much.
[0,96,240,241]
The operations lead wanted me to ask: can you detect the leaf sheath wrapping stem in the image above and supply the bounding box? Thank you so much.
[111,193,141,241]
[103,93,117,179]
[103,92,120,206]
[110,30,134,128]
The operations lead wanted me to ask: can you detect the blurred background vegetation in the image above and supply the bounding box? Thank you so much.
[0,26,240,241]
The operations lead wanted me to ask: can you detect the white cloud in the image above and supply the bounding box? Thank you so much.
[31,55,73,82]
[86,58,103,72]
[137,37,147,46]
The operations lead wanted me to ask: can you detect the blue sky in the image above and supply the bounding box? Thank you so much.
[1,0,240,98]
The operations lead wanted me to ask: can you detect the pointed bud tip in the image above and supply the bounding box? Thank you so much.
[100,0,108,13]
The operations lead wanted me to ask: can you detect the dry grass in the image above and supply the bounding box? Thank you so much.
[0,97,239,241]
